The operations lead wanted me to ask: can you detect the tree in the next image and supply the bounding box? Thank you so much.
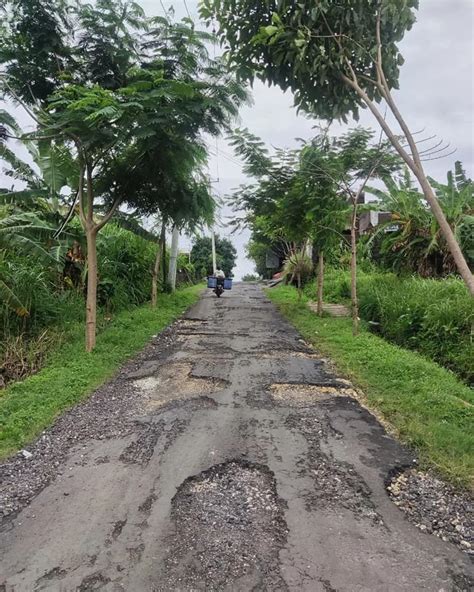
[191,235,237,277]
[0,0,72,104]
[1,4,247,351]
[202,0,474,295]
[318,128,400,333]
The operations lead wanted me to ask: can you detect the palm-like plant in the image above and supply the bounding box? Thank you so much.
[283,248,313,299]
[366,164,473,276]
[0,111,79,315]
[0,109,78,217]
[429,162,474,269]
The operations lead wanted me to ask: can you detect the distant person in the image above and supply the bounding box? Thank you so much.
[215,268,225,286]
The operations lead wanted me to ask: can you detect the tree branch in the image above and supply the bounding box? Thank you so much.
[95,194,122,231]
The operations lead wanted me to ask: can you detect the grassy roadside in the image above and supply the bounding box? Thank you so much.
[0,285,203,459]
[267,286,473,489]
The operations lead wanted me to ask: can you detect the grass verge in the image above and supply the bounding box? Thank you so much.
[0,285,203,459]
[268,285,473,489]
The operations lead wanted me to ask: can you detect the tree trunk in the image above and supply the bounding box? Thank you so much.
[350,205,359,336]
[316,251,324,316]
[85,226,98,352]
[297,272,302,301]
[168,225,179,292]
[151,223,166,307]
[416,174,474,294]
[161,229,168,290]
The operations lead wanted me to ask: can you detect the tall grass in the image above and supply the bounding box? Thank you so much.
[1,223,161,385]
[305,270,474,383]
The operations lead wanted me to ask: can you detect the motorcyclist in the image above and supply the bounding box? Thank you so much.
[215,268,225,287]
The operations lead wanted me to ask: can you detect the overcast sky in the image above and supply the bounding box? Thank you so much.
[2,1,473,278]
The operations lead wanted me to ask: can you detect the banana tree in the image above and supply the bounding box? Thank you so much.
[367,163,473,276]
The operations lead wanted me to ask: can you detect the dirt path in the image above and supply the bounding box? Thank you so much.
[0,284,472,591]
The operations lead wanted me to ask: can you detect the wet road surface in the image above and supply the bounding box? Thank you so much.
[1,284,472,591]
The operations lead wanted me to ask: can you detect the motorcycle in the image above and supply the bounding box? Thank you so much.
[214,283,224,298]
[207,276,232,297]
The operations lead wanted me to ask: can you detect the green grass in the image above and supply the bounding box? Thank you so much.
[304,269,474,383]
[268,285,474,489]
[0,285,203,459]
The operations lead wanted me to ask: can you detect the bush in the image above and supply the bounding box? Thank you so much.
[97,224,156,310]
[305,270,474,383]
[1,223,158,386]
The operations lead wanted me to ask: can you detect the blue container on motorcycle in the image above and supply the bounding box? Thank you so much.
[223,278,233,290]
[207,276,217,288]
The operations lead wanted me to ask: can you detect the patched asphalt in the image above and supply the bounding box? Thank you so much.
[0,283,472,591]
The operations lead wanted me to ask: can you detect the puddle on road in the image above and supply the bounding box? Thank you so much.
[133,362,227,410]
[155,460,288,591]
[269,383,356,407]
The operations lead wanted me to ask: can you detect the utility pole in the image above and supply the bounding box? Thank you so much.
[211,230,217,275]
[168,225,179,291]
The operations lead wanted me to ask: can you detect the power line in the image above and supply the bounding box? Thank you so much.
[183,0,192,20]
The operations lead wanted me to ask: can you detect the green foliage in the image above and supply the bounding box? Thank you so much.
[0,0,72,104]
[242,274,259,282]
[246,238,272,278]
[1,0,248,351]
[0,216,162,387]
[97,223,156,310]
[305,269,474,383]
[190,234,237,277]
[268,285,473,488]
[201,0,418,121]
[231,127,399,273]
[366,163,474,275]
[176,252,196,285]
[282,249,312,285]
[0,285,202,457]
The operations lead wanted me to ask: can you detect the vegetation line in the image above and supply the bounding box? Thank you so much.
[267,286,474,489]
[0,285,203,460]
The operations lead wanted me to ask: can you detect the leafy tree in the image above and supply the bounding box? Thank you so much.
[0,0,72,104]
[1,4,247,351]
[229,126,395,331]
[191,234,237,277]
[202,0,474,295]
[319,128,400,333]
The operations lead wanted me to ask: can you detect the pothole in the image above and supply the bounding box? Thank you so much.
[387,469,473,555]
[133,362,227,410]
[260,350,322,359]
[120,418,188,465]
[155,460,288,591]
[269,383,356,406]
[285,412,382,524]
[179,318,208,327]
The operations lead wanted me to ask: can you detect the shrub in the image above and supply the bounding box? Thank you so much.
[98,224,156,310]
[305,270,474,383]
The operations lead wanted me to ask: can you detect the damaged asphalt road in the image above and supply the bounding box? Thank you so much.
[0,284,472,591]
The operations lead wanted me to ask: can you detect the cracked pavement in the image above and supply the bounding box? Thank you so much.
[0,284,472,591]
